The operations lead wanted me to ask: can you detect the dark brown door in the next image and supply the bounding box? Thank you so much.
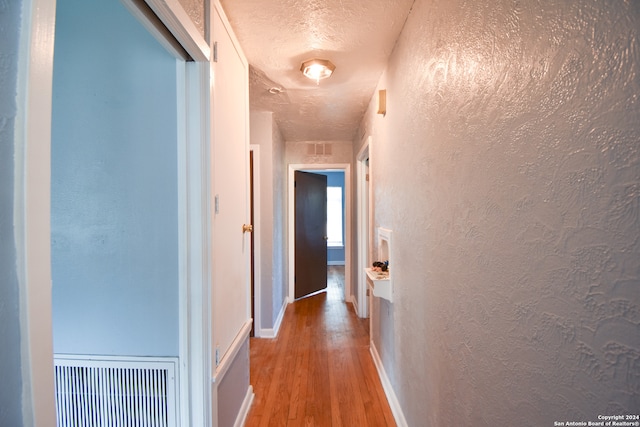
[294,171,328,299]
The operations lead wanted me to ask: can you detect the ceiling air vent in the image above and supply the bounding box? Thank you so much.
[307,143,332,156]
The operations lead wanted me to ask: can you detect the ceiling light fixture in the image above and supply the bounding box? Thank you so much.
[300,58,335,84]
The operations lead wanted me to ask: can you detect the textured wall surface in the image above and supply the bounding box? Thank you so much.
[271,116,287,323]
[252,111,276,328]
[0,1,24,425]
[356,0,640,424]
[222,0,414,141]
[251,111,287,330]
[177,0,205,38]
[286,140,353,165]
[51,0,179,356]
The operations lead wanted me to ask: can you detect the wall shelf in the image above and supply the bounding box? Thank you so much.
[365,268,392,302]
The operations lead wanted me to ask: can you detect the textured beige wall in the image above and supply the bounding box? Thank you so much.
[251,111,288,330]
[177,0,205,38]
[357,0,640,425]
[271,116,288,321]
[286,140,353,165]
[252,112,276,328]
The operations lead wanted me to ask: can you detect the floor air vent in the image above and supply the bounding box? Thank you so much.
[54,355,178,427]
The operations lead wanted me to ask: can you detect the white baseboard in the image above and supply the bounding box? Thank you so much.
[258,298,288,338]
[369,341,408,427]
[234,385,254,427]
[349,294,360,315]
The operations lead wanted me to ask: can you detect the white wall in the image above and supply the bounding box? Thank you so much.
[356,0,640,424]
[271,116,287,322]
[51,0,179,356]
[286,140,353,165]
[250,111,287,331]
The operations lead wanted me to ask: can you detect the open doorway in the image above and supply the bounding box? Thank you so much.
[49,0,213,425]
[19,0,213,423]
[356,137,372,318]
[288,164,352,304]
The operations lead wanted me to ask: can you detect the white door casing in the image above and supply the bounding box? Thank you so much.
[210,3,252,371]
[15,0,57,423]
[287,164,352,304]
[250,145,262,337]
[122,1,213,424]
[356,137,372,318]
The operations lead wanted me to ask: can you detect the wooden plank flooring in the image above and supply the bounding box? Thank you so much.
[245,267,396,427]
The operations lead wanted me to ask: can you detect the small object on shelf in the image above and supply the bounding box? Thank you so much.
[368,227,393,302]
[372,260,389,272]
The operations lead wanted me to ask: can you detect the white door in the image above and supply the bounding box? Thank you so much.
[211,6,251,365]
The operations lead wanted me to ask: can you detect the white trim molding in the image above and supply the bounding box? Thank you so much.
[16,0,57,423]
[250,145,262,337]
[259,298,288,339]
[370,342,408,427]
[233,385,255,427]
[144,0,210,61]
[177,60,212,427]
[356,137,371,318]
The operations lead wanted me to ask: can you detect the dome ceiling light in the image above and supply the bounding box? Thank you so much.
[300,58,336,84]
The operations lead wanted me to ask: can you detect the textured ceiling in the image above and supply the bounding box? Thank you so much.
[219,0,415,142]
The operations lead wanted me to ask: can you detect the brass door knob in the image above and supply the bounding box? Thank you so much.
[242,224,253,233]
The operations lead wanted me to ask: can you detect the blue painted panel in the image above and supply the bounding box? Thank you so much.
[0,0,24,423]
[51,0,179,356]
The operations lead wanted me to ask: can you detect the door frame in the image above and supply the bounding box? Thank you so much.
[118,2,213,425]
[356,137,372,318]
[249,145,262,336]
[15,0,57,421]
[176,60,212,427]
[19,0,213,424]
[288,163,352,304]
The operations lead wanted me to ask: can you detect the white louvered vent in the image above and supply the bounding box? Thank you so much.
[54,355,178,427]
[307,143,333,155]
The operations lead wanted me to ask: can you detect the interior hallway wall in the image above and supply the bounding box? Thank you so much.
[1,1,25,425]
[51,0,179,356]
[356,0,640,425]
[286,140,353,165]
[250,111,287,331]
[272,115,287,325]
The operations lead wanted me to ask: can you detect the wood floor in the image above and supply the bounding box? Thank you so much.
[245,266,396,427]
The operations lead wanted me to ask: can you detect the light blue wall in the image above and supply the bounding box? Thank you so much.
[0,1,24,424]
[51,0,179,356]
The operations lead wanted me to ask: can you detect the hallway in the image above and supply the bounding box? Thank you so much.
[246,267,396,426]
